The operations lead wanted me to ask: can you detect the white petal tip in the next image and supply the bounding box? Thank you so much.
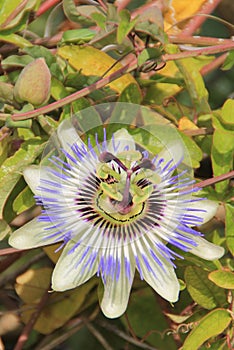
[190,237,225,260]
[100,299,127,319]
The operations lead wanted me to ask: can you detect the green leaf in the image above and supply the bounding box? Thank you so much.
[208,270,234,289]
[211,116,234,194]
[91,12,106,29]
[17,267,98,334]
[0,219,12,240]
[182,309,232,350]
[222,50,234,71]
[121,287,177,349]
[0,0,37,31]
[0,138,45,220]
[184,266,227,309]
[117,9,137,44]
[220,99,234,126]
[0,33,32,48]
[179,132,203,168]
[13,185,35,215]
[118,82,142,104]
[0,81,14,103]
[1,54,33,69]
[176,58,210,114]
[61,28,95,44]
[225,203,234,256]
[22,45,56,67]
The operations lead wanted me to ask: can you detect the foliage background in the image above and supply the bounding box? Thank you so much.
[0,0,233,349]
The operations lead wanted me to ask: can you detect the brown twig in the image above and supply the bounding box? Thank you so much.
[200,53,228,75]
[11,39,234,122]
[0,248,25,256]
[85,321,114,350]
[13,289,50,350]
[36,0,61,17]
[180,0,223,36]
[169,35,234,47]
[194,170,234,190]
[163,42,234,62]
[11,57,138,121]
[97,320,158,350]
[0,251,46,288]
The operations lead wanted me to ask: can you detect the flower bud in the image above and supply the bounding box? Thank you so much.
[14,58,51,106]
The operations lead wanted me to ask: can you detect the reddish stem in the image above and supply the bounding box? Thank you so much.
[196,171,234,189]
[200,53,228,75]
[0,247,25,256]
[163,42,234,62]
[11,57,138,121]
[36,0,61,17]
[13,290,50,350]
[169,35,234,47]
[180,0,223,36]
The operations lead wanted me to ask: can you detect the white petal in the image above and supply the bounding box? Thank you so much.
[57,119,85,153]
[108,128,136,154]
[52,240,98,291]
[100,247,135,318]
[189,199,218,225]
[133,238,180,302]
[190,236,225,260]
[158,141,184,168]
[23,165,51,195]
[9,217,57,249]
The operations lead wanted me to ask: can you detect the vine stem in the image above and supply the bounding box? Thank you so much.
[11,40,234,121]
[169,35,234,47]
[163,42,234,62]
[11,57,138,121]
[36,0,61,17]
[200,53,228,75]
[13,289,50,350]
[180,0,224,36]
[195,171,234,189]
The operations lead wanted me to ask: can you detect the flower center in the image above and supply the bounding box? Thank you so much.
[98,151,156,216]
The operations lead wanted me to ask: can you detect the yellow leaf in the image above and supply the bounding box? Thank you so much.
[43,243,62,263]
[21,279,98,334]
[57,45,139,94]
[178,116,199,131]
[15,268,52,303]
[164,0,207,33]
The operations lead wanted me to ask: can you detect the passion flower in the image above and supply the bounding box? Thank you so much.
[9,119,224,318]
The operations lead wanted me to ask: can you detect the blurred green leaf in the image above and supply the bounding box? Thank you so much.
[208,270,234,289]
[22,45,56,67]
[221,50,234,71]
[176,58,210,114]
[0,33,32,48]
[182,309,232,350]
[0,0,37,32]
[225,203,234,256]
[1,54,33,69]
[0,219,12,240]
[184,266,227,309]
[118,83,142,104]
[220,99,234,126]
[0,138,45,220]
[13,185,34,215]
[0,81,14,103]
[121,287,177,349]
[18,267,98,334]
[117,9,136,44]
[211,116,234,194]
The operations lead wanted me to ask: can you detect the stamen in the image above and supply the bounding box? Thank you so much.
[132,158,155,172]
[99,152,128,171]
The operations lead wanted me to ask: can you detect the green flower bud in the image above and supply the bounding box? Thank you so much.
[14,58,51,106]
